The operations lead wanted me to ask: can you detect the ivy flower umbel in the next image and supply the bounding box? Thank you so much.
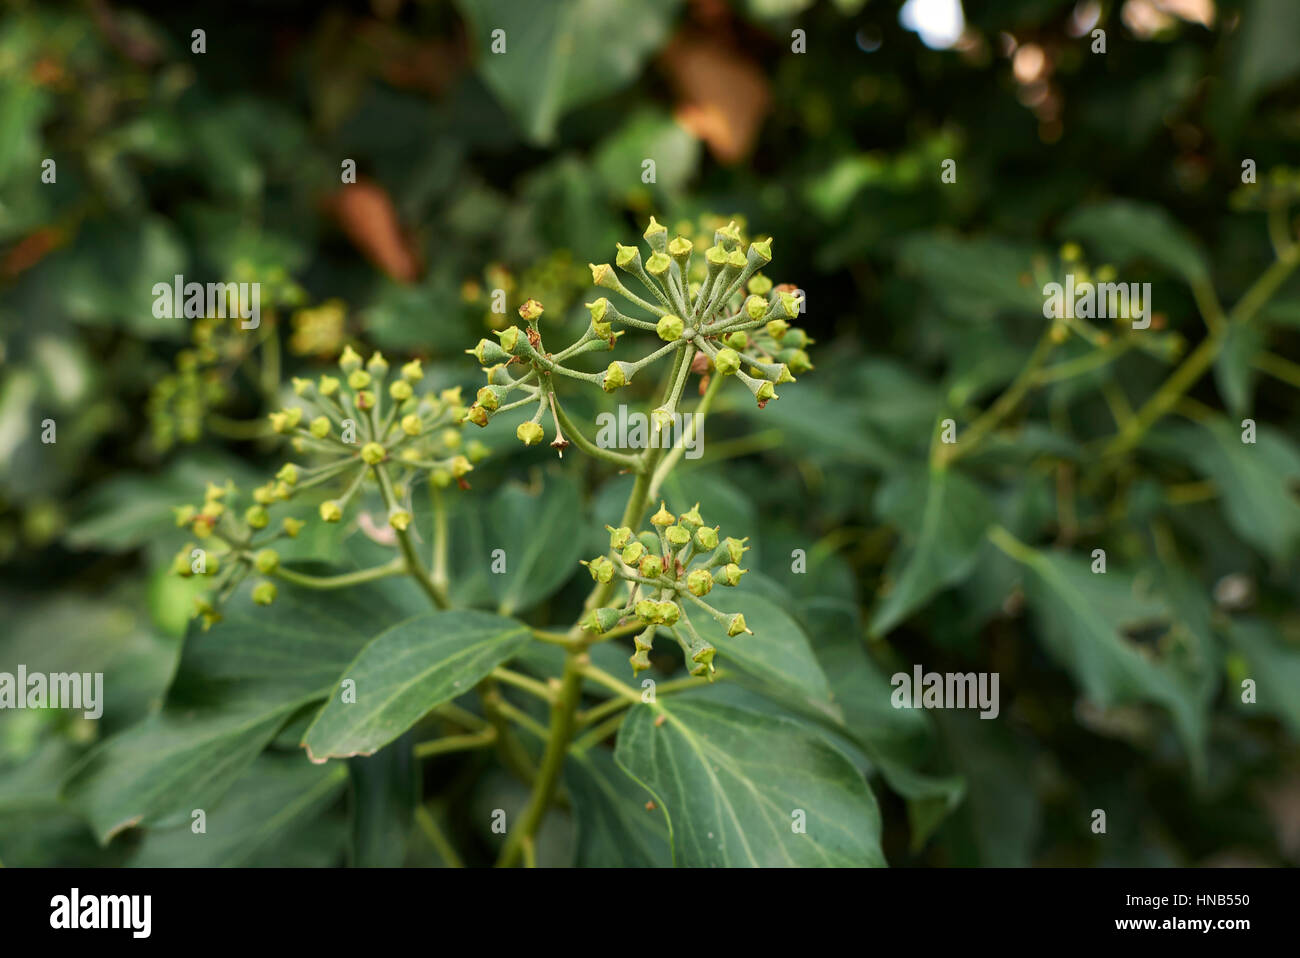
[463,217,814,456]
[578,503,751,677]
[173,346,487,623]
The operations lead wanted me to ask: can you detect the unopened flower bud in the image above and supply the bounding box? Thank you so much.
[320,501,343,522]
[639,554,664,579]
[585,555,616,583]
[292,377,313,396]
[694,526,719,551]
[714,348,740,376]
[724,330,749,351]
[255,548,279,573]
[666,524,691,548]
[282,517,304,538]
[778,291,802,318]
[621,541,646,565]
[339,345,363,373]
[582,607,624,635]
[724,537,748,563]
[450,455,473,478]
[172,550,193,577]
[174,505,196,527]
[470,338,510,366]
[347,369,371,391]
[602,362,630,392]
[467,439,490,462]
[745,295,769,321]
[401,414,422,436]
[615,243,639,269]
[659,601,681,626]
[607,525,634,550]
[476,385,503,412]
[748,274,773,296]
[635,598,660,623]
[389,509,412,531]
[518,299,544,322]
[466,405,489,427]
[726,613,751,636]
[310,416,331,438]
[355,390,375,410]
[277,463,299,486]
[251,580,278,606]
[645,252,671,276]
[679,503,703,529]
[687,568,713,596]
[390,380,413,401]
[361,442,386,465]
[516,421,545,446]
[656,314,684,341]
[401,359,423,382]
[497,326,523,354]
[718,563,745,587]
[319,375,340,397]
[366,352,389,379]
[650,502,675,526]
[245,504,269,529]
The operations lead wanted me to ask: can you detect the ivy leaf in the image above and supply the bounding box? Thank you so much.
[897,234,1044,321]
[615,697,885,866]
[694,591,838,722]
[61,578,412,844]
[1150,418,1300,563]
[129,753,348,867]
[870,463,995,637]
[455,0,682,144]
[302,610,530,761]
[1214,322,1263,418]
[1225,619,1300,738]
[489,472,585,615]
[564,746,670,867]
[997,533,1209,765]
[1059,200,1210,285]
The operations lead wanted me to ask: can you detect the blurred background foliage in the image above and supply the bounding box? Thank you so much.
[1,0,1299,866]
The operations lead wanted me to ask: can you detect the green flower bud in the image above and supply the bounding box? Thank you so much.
[656,314,684,341]
[766,319,790,340]
[659,601,681,626]
[585,555,616,584]
[615,243,639,269]
[401,413,422,436]
[466,404,490,428]
[518,299,544,322]
[582,607,625,635]
[347,369,372,391]
[724,333,750,354]
[644,215,668,250]
[748,237,773,263]
[639,554,664,579]
[650,502,675,527]
[497,326,523,354]
[723,536,748,563]
[778,291,802,318]
[621,540,647,566]
[255,548,279,574]
[174,505,196,527]
[645,252,671,276]
[745,295,769,321]
[602,362,630,392]
[470,338,510,366]
[390,379,413,401]
[476,385,504,412]
[694,525,719,551]
[607,525,634,550]
[727,613,751,636]
[389,509,413,531]
[251,580,278,606]
[718,563,746,586]
[366,352,389,378]
[172,550,192,577]
[714,348,740,376]
[635,598,661,624]
[310,416,331,438]
[705,244,728,267]
[292,377,313,396]
[339,345,363,373]
[689,644,716,676]
[361,442,386,465]
[282,517,304,538]
[450,455,473,478]
[401,359,423,382]
[748,274,773,296]
[781,348,813,374]
[669,235,693,259]
[355,390,375,411]
[516,421,545,446]
[245,504,270,529]
[687,568,713,596]
[276,463,299,486]
[749,380,777,406]
[319,375,340,397]
[320,500,343,522]
[666,524,691,548]
[586,299,609,325]
[726,249,747,270]
[678,503,703,529]
[630,648,653,674]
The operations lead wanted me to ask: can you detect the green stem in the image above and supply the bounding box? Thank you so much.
[374,464,448,609]
[413,805,464,867]
[414,727,496,758]
[270,558,404,590]
[552,398,642,471]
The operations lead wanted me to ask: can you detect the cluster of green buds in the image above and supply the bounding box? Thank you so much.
[170,479,306,628]
[173,345,486,623]
[578,503,751,678]
[462,216,814,453]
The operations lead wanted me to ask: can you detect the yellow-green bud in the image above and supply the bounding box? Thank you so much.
[245,505,269,529]
[602,362,629,392]
[714,348,740,376]
[320,501,343,522]
[639,554,664,578]
[718,563,746,587]
[621,541,647,565]
[450,455,473,478]
[497,326,523,353]
[476,385,501,412]
[778,291,801,318]
[282,517,305,538]
[361,442,386,465]
[255,549,279,573]
[251,580,278,606]
[666,524,691,548]
[582,607,624,635]
[366,351,389,378]
[645,252,671,276]
[615,243,639,269]
[659,601,680,626]
[694,526,719,551]
[401,359,423,382]
[687,568,713,596]
[390,380,413,401]
[766,318,790,340]
[466,404,489,427]
[339,345,363,373]
[607,525,634,550]
[319,375,340,397]
[470,338,509,366]
[585,555,616,583]
[174,505,196,527]
[355,390,375,411]
[518,299,544,321]
[389,509,412,531]
[749,237,772,263]
[724,537,748,563]
[679,503,703,529]
[401,414,422,436]
[726,613,751,636]
[650,502,675,526]
[276,463,299,486]
[516,421,544,446]
[348,369,371,391]
[656,314,684,341]
[310,416,330,438]
[745,295,769,321]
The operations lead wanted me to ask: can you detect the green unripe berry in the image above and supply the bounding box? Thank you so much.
[639,554,664,579]
[666,524,691,548]
[694,526,719,551]
[724,330,749,351]
[607,525,633,550]
[348,369,372,391]
[310,416,330,438]
[390,380,413,401]
[745,295,769,321]
[251,580,278,606]
[361,442,386,465]
[621,541,647,565]
[255,549,279,574]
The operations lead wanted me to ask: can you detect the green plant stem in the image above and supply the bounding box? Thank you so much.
[940,329,1056,465]
[576,673,713,728]
[1253,351,1300,390]
[571,712,629,752]
[478,678,538,785]
[269,558,404,590]
[649,369,724,501]
[413,805,464,867]
[496,651,586,867]
[552,398,642,471]
[374,463,449,609]
[430,482,449,591]
[491,667,556,703]
[491,699,549,741]
[414,727,497,758]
